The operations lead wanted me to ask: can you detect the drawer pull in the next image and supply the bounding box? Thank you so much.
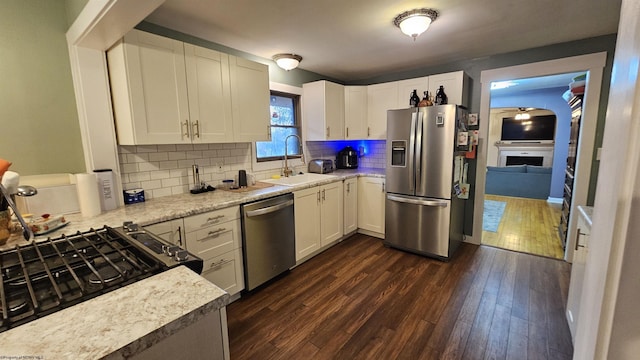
[205,215,225,224]
[204,228,227,238]
[209,258,232,270]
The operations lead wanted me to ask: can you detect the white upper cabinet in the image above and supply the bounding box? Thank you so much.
[229,56,270,142]
[344,86,368,139]
[428,71,469,107]
[396,77,429,108]
[184,44,233,143]
[367,82,399,140]
[107,29,269,145]
[108,30,190,144]
[304,80,345,140]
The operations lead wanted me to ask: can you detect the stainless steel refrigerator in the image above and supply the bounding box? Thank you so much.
[384,105,469,260]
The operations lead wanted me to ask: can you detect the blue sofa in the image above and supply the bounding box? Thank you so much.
[485,165,552,199]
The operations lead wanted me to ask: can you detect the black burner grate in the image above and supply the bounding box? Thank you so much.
[0,227,163,333]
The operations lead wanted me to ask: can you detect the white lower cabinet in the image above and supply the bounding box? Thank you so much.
[144,219,185,247]
[294,181,343,262]
[343,178,358,234]
[357,176,385,237]
[566,209,591,343]
[201,248,244,296]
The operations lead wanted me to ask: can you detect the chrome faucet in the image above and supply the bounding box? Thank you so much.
[283,134,305,177]
[0,184,35,241]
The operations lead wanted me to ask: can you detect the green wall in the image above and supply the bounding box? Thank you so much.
[0,0,85,175]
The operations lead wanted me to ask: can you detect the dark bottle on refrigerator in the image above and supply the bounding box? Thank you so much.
[410,89,420,107]
[435,85,448,105]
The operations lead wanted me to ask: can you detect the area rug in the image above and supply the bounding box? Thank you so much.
[483,200,507,232]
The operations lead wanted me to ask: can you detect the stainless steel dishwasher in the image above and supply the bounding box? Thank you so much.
[241,193,296,291]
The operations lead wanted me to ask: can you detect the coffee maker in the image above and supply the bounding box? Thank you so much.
[336,146,358,169]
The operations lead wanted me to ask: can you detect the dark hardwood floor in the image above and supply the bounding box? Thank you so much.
[227,234,573,359]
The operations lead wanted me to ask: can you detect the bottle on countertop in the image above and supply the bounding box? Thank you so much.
[435,85,448,105]
[410,89,420,107]
[418,91,433,107]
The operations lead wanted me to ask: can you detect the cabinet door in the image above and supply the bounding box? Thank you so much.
[358,177,386,234]
[111,30,190,144]
[396,77,429,108]
[144,219,184,247]
[229,56,270,142]
[294,187,321,261]
[344,86,368,139]
[428,71,467,107]
[320,181,344,247]
[184,44,233,143]
[367,82,398,139]
[343,178,358,234]
[304,80,345,140]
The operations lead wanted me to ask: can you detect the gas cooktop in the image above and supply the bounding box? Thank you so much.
[0,224,202,333]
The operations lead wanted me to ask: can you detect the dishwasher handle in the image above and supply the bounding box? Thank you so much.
[245,199,294,217]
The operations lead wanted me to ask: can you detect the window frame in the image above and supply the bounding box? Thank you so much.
[251,82,305,173]
[256,90,302,162]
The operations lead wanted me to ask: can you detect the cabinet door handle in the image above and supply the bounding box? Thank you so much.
[574,227,587,251]
[367,127,371,137]
[326,126,330,137]
[176,226,183,247]
[192,120,200,138]
[317,190,321,204]
[182,120,190,138]
[322,189,326,201]
[346,127,349,138]
[382,182,385,192]
[267,125,272,140]
[347,183,350,193]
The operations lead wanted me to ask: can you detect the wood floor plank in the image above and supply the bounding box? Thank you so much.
[226,235,573,360]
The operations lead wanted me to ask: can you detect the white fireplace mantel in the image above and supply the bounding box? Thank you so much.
[495,141,555,167]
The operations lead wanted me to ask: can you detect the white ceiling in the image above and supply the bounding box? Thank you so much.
[145,0,621,82]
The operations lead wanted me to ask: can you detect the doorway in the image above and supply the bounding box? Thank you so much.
[472,52,607,262]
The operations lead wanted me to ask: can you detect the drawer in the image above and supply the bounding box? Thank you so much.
[184,206,240,230]
[185,219,241,259]
[201,248,245,296]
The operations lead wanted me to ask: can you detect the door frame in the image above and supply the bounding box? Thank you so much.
[471,52,607,262]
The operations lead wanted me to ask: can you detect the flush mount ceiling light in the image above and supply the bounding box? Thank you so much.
[393,8,438,40]
[273,53,303,71]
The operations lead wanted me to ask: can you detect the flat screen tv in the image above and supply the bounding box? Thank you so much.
[501,115,556,141]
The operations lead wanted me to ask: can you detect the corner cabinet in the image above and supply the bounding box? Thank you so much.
[344,86,368,139]
[357,176,385,238]
[303,80,345,140]
[107,29,269,145]
[294,181,344,262]
[367,82,399,140]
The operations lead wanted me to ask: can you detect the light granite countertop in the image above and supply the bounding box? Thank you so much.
[0,266,229,359]
[1,169,385,250]
[577,205,594,228]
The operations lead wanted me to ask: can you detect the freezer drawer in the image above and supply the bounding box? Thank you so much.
[384,194,462,259]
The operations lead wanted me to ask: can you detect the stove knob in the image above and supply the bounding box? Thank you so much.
[162,244,172,255]
[166,246,180,257]
[123,221,133,230]
[175,250,189,262]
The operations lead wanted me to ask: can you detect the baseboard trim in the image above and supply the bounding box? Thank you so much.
[547,197,563,204]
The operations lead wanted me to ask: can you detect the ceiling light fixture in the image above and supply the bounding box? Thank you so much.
[273,53,302,71]
[393,8,438,40]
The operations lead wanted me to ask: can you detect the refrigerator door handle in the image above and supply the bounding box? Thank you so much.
[408,111,417,192]
[415,110,424,189]
[387,194,449,207]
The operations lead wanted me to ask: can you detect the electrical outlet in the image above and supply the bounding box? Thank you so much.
[214,162,224,173]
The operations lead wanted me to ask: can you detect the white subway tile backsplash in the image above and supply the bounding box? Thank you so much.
[119,140,385,199]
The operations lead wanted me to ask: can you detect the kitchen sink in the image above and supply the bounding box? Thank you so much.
[262,173,338,187]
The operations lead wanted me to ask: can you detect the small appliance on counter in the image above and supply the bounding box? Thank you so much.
[308,159,334,174]
[336,146,358,169]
